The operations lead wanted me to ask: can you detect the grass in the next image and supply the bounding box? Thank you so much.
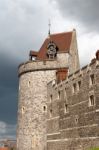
[89,148,99,150]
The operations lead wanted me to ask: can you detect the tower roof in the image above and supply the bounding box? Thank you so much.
[30,30,73,60]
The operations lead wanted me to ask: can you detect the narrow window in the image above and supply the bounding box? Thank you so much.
[89,95,95,106]
[43,106,47,112]
[75,116,79,124]
[49,109,52,117]
[58,91,60,99]
[65,88,67,97]
[78,81,81,91]
[28,81,31,87]
[64,103,68,113]
[22,106,25,114]
[90,74,95,85]
[50,95,53,102]
[72,83,76,93]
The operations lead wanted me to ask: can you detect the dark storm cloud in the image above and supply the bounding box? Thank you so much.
[0,53,18,124]
[52,0,99,32]
[0,49,18,138]
[0,0,50,118]
[0,0,52,138]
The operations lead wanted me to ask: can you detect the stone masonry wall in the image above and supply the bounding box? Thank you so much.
[18,54,69,77]
[17,70,56,150]
[47,60,99,150]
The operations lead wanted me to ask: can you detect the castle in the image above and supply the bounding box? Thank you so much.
[17,29,99,150]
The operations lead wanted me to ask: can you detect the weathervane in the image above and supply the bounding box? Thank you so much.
[48,19,51,37]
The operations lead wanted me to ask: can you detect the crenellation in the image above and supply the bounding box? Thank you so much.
[49,60,98,92]
[18,58,69,77]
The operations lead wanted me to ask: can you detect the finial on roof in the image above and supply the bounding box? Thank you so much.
[96,50,99,60]
[48,19,51,37]
[73,28,76,31]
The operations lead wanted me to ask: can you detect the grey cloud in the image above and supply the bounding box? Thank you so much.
[0,0,51,137]
[0,0,50,61]
[52,0,99,32]
[0,54,18,124]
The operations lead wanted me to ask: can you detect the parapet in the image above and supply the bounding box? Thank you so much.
[48,57,99,89]
[18,59,69,77]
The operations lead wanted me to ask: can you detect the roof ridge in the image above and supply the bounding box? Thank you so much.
[50,31,73,36]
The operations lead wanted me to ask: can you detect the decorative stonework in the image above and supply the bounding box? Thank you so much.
[47,41,57,59]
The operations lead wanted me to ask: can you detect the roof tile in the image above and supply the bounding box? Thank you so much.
[37,31,72,60]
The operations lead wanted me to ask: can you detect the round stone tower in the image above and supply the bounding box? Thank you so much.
[17,62,56,150]
[17,30,80,150]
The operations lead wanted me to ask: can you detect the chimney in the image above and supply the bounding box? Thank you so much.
[56,69,68,83]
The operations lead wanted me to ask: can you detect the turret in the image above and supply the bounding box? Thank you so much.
[17,29,80,150]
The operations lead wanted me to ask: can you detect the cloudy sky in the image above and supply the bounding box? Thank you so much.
[0,0,99,140]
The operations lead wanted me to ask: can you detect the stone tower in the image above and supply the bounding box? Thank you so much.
[17,29,80,150]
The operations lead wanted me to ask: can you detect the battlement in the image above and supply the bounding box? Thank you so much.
[18,53,69,77]
[48,59,99,89]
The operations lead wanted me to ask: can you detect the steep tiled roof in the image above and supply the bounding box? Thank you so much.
[30,31,73,60]
[37,31,72,60]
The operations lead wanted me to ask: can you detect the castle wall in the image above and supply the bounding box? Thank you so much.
[17,30,81,150]
[47,60,99,150]
[17,53,70,150]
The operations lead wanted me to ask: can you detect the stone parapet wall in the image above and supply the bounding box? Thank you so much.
[18,53,69,77]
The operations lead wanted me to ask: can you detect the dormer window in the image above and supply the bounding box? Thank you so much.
[47,41,58,59]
